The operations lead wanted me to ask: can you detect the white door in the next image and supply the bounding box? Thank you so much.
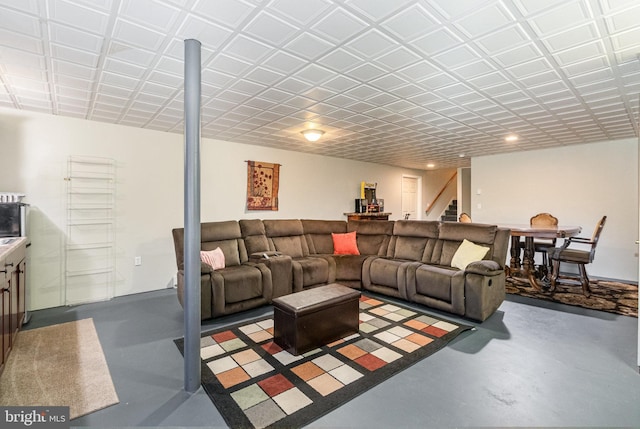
[402,176,420,220]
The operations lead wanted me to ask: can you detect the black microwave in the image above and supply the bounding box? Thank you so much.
[0,203,28,237]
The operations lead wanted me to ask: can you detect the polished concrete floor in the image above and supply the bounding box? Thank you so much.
[24,287,640,428]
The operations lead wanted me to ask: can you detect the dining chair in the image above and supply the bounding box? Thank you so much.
[529,212,558,269]
[459,213,472,223]
[547,215,607,297]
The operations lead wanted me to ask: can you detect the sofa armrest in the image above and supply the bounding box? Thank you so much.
[464,260,503,276]
[251,251,283,259]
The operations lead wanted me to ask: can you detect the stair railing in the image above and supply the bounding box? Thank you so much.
[425,172,457,215]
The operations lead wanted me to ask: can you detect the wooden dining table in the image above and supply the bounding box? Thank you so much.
[502,224,582,291]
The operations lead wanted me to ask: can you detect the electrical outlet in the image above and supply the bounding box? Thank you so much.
[135,256,142,266]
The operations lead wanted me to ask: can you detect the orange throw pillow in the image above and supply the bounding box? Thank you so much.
[332,232,360,255]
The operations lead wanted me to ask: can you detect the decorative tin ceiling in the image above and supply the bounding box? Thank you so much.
[1,0,639,169]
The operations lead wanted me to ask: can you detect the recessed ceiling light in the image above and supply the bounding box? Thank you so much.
[505,134,519,142]
[459,154,465,158]
[301,129,325,142]
[426,163,435,168]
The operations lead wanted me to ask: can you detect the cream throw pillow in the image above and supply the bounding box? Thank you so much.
[200,247,225,270]
[451,239,489,270]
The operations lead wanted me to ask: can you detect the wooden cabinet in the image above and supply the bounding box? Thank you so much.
[344,212,391,221]
[0,238,27,375]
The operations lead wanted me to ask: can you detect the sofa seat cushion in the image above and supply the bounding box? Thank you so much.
[330,254,369,281]
[368,257,408,290]
[414,264,464,301]
[293,257,330,288]
[211,265,265,304]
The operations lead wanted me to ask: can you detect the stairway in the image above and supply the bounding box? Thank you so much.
[441,200,458,222]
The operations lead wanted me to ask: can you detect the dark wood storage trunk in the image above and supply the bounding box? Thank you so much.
[273,283,360,355]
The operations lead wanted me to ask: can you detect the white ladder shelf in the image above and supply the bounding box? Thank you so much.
[64,156,116,305]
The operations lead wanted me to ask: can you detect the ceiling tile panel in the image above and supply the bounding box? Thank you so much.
[518,70,561,87]
[50,0,110,34]
[542,23,601,53]
[225,34,275,63]
[175,16,233,50]
[455,2,515,38]
[432,45,481,69]
[112,18,165,51]
[369,74,407,91]
[100,71,140,90]
[244,11,300,46]
[373,47,422,71]
[348,63,387,82]
[269,0,331,26]
[381,4,440,40]
[208,53,253,76]
[553,42,606,66]
[412,28,462,56]
[452,60,497,80]
[191,0,255,28]
[52,59,96,80]
[345,29,397,59]
[346,0,413,21]
[475,24,530,55]
[120,0,180,31]
[106,41,156,66]
[529,0,592,36]
[311,6,368,43]
[0,5,41,37]
[50,23,104,54]
[430,0,493,19]
[493,43,543,68]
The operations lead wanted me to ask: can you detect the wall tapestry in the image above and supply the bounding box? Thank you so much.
[246,160,280,211]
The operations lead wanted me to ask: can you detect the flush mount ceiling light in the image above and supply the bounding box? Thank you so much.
[301,129,325,142]
[505,134,519,142]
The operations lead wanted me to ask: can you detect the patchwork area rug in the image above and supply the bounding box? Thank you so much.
[175,295,472,429]
[506,276,638,317]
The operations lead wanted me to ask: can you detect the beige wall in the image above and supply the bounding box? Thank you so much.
[471,138,638,282]
[0,107,424,310]
[423,167,457,221]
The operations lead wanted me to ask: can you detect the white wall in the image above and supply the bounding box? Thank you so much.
[0,108,424,310]
[471,138,638,282]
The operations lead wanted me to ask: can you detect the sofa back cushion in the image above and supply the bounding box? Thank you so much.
[201,239,242,267]
[172,220,246,269]
[301,219,347,254]
[201,221,246,266]
[239,219,269,255]
[431,223,497,266]
[438,222,497,244]
[347,220,394,256]
[388,220,440,261]
[263,219,310,258]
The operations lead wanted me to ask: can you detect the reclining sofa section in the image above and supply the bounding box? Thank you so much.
[172,219,510,322]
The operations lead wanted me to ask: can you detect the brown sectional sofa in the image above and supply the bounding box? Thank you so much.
[172,219,510,322]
